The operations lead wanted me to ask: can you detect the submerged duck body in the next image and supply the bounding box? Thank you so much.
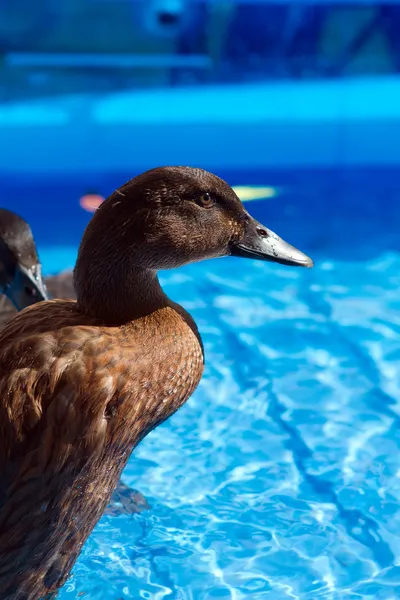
[0,167,312,598]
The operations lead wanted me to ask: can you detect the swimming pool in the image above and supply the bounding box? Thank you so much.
[3,167,400,599]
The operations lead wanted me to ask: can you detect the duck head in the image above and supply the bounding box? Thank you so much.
[75,167,312,321]
[78,166,313,268]
[0,209,48,310]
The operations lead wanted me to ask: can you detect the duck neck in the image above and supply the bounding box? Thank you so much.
[75,261,170,325]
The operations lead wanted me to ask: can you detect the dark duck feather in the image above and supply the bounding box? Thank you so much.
[0,167,313,599]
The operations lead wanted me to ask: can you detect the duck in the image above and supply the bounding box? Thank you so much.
[0,208,79,328]
[0,208,150,519]
[0,208,48,314]
[0,166,313,599]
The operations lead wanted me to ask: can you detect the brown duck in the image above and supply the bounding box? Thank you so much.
[0,167,313,599]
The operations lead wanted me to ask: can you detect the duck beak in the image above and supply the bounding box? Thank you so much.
[6,263,48,310]
[230,216,314,268]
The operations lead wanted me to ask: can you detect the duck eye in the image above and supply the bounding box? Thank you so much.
[197,192,215,208]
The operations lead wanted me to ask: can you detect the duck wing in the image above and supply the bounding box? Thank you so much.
[0,301,131,596]
[0,272,149,522]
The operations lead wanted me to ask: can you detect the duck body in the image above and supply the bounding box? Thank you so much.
[0,299,203,598]
[0,166,312,597]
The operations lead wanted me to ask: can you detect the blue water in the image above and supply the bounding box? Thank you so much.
[2,168,400,599]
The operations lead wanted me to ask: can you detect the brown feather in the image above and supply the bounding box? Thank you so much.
[0,299,203,598]
[0,270,150,520]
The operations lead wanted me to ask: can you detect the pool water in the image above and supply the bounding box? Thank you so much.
[4,168,400,599]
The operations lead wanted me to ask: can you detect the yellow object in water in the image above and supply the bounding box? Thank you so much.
[232,186,277,202]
